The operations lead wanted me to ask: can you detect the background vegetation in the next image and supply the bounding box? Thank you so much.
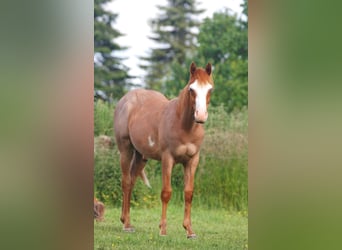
[94,0,248,113]
[94,101,248,211]
[94,0,132,101]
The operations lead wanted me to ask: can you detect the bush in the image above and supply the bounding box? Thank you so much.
[94,100,115,136]
[94,136,119,205]
[197,106,248,210]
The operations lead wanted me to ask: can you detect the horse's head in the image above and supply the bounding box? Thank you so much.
[188,62,214,123]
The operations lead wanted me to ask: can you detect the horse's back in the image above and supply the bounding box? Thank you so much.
[114,89,168,142]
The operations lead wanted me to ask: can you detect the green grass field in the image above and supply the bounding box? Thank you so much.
[94,102,248,249]
[94,205,248,250]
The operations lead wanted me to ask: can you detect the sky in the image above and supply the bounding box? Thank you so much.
[106,0,244,85]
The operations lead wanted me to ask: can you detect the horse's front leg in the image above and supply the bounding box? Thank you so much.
[159,153,174,236]
[183,153,200,238]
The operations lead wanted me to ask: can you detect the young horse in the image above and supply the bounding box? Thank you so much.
[114,62,213,238]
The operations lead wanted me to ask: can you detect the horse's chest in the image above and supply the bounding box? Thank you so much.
[174,143,198,159]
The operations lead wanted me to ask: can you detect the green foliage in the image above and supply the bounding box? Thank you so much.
[140,0,204,90]
[94,101,248,211]
[161,5,248,112]
[94,0,131,101]
[94,0,248,112]
[197,8,248,112]
[241,0,248,19]
[94,141,121,205]
[94,100,115,136]
[94,206,248,249]
[162,58,193,99]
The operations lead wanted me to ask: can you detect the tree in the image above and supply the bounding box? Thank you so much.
[196,3,248,112]
[94,0,131,102]
[241,0,248,19]
[140,0,204,90]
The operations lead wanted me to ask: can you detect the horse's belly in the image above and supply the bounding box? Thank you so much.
[130,130,162,160]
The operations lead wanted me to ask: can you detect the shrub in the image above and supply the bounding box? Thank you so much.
[94,100,115,136]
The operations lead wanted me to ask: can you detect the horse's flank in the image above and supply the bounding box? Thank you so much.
[116,89,168,161]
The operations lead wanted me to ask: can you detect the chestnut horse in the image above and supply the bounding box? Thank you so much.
[114,62,213,238]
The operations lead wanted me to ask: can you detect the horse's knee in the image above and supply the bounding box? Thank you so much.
[184,190,193,203]
[121,177,132,189]
[161,189,172,203]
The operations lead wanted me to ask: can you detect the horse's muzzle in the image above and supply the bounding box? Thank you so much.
[194,110,208,123]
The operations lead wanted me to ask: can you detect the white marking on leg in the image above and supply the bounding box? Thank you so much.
[148,135,155,147]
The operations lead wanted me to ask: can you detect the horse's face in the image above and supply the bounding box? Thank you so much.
[188,62,213,123]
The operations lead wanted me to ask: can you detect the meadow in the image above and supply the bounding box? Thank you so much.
[94,100,248,249]
[94,206,248,250]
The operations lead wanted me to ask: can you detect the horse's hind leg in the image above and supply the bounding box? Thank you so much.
[117,138,135,231]
[118,142,148,232]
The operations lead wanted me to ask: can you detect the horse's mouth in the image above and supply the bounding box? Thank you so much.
[195,120,205,124]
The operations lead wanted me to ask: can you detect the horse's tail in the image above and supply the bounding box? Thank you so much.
[139,169,151,188]
[130,150,151,188]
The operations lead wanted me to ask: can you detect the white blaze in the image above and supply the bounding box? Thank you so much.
[189,80,212,120]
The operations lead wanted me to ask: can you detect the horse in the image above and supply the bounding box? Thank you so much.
[113,62,214,238]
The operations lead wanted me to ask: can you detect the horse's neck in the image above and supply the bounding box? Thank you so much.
[176,87,196,131]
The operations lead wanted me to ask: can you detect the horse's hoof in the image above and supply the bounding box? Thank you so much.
[159,228,167,236]
[123,227,135,232]
[187,233,197,239]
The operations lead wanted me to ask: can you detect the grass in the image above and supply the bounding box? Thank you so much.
[94,206,248,250]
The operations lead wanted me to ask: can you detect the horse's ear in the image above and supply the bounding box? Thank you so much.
[205,63,212,75]
[190,62,197,75]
